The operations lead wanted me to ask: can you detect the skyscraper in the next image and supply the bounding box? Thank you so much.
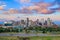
[36,19,39,24]
[47,18,52,27]
[26,18,29,27]
[41,18,45,27]
[36,19,40,26]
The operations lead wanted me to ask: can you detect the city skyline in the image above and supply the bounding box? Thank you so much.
[0,17,60,26]
[0,17,57,28]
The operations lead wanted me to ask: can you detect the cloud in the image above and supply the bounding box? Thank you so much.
[18,0,60,14]
[3,11,9,14]
[19,7,32,14]
[0,5,6,10]
[3,8,19,14]
[2,0,60,14]
[0,14,16,20]
[0,1,6,10]
[38,9,55,14]
[20,0,30,3]
[3,2,55,14]
[6,16,16,20]
[9,8,19,14]
[50,7,60,12]
[18,2,56,14]
[34,2,52,7]
[15,0,31,3]
[0,6,3,10]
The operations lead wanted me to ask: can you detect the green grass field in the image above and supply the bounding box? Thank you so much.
[0,36,60,40]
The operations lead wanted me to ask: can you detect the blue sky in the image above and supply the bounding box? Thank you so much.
[0,0,59,9]
[0,0,58,9]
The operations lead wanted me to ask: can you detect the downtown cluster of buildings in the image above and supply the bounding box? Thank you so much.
[0,18,58,28]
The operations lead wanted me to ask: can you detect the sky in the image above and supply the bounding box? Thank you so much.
[0,0,60,25]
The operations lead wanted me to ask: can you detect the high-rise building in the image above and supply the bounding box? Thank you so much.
[20,20,26,27]
[26,18,29,27]
[36,19,39,24]
[47,18,52,27]
[41,18,45,27]
[35,19,40,26]
[14,21,20,26]
[28,20,33,27]
[21,20,25,24]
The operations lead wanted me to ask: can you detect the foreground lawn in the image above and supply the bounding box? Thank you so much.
[0,36,60,40]
[30,36,60,40]
[0,36,18,40]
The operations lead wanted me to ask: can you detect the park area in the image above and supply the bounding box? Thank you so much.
[0,36,60,40]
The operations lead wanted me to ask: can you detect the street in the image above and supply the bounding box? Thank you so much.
[0,33,60,37]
